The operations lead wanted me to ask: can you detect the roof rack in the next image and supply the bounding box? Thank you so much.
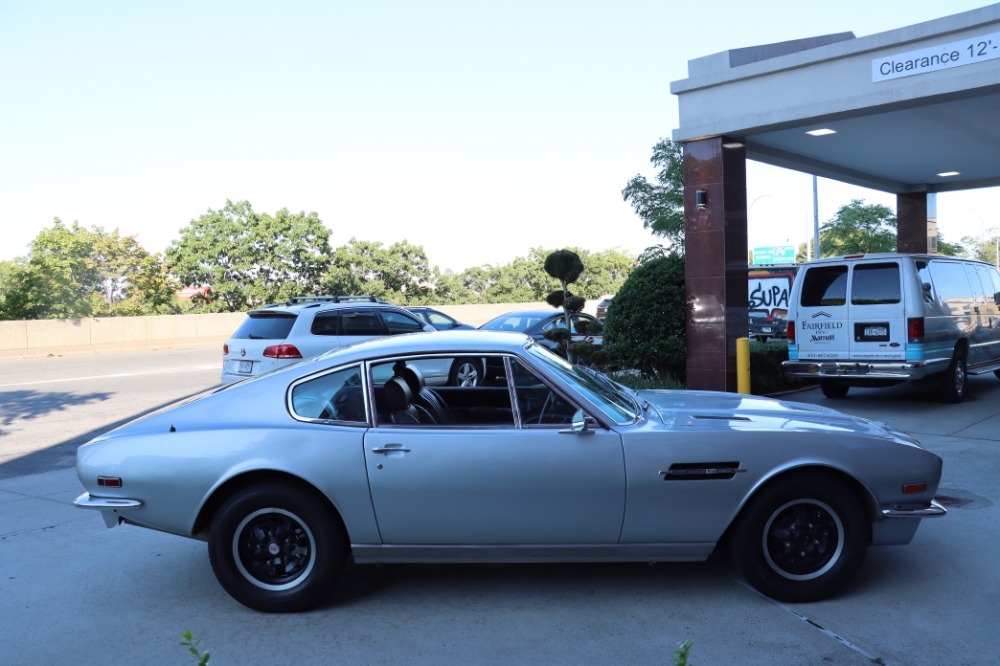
[289,295,379,304]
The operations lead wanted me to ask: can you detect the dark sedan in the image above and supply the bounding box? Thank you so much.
[479,309,603,352]
[407,306,474,331]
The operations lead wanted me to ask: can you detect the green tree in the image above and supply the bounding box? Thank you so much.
[0,259,32,320]
[602,253,687,381]
[324,239,436,304]
[819,200,897,256]
[167,200,331,312]
[89,228,180,316]
[622,139,685,250]
[25,219,101,319]
[958,231,1000,265]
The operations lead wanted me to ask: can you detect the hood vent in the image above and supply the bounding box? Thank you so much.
[693,415,751,422]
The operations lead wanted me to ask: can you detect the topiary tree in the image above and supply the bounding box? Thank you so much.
[602,253,687,382]
[543,249,589,362]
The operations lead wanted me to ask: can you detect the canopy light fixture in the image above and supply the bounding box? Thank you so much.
[806,128,837,136]
[937,171,960,177]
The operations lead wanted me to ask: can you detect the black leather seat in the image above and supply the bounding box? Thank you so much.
[397,365,452,425]
[380,376,420,424]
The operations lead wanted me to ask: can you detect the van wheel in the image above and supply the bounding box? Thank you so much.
[994,369,1000,380]
[940,349,967,403]
[820,380,849,398]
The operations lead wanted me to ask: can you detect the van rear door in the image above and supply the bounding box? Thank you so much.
[794,264,851,360]
[846,261,906,361]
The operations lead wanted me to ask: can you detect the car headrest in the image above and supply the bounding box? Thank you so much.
[383,376,413,411]
[397,366,424,395]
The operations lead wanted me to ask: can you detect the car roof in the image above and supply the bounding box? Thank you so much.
[489,309,562,318]
[249,298,402,316]
[311,330,532,365]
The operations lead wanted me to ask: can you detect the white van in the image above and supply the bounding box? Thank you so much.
[783,253,1000,402]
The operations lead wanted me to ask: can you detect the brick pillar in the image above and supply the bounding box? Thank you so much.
[683,137,748,392]
[897,192,928,253]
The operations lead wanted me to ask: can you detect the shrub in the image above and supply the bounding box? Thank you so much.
[602,254,687,382]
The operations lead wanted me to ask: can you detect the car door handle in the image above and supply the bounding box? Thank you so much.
[372,446,411,455]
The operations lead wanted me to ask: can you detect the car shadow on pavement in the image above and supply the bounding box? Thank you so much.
[0,390,202,480]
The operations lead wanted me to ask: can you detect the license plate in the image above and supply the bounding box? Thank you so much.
[855,322,889,342]
[238,360,253,374]
[761,327,773,333]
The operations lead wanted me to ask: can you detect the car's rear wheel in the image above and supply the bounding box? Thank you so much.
[941,348,967,403]
[731,473,867,603]
[819,380,849,398]
[208,483,345,612]
[449,359,482,386]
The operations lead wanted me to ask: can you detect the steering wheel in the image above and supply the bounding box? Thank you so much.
[537,391,572,425]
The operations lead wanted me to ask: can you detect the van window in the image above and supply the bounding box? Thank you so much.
[851,263,900,305]
[800,266,848,306]
[929,261,972,316]
[916,261,935,303]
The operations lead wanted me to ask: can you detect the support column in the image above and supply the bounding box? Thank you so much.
[897,192,928,253]
[683,137,747,392]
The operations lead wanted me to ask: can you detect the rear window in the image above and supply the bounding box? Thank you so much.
[800,266,848,307]
[851,263,901,304]
[230,312,297,340]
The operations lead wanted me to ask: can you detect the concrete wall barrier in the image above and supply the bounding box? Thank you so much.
[0,302,590,359]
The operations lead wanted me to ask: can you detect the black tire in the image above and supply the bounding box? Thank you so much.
[731,473,868,603]
[820,380,849,399]
[994,368,1000,380]
[941,349,967,403]
[208,483,346,612]
[449,358,482,387]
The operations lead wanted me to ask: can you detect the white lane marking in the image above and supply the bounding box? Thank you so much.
[0,364,222,389]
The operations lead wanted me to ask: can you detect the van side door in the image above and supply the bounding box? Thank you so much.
[972,265,1000,365]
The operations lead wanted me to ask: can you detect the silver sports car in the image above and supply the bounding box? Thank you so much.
[75,331,945,612]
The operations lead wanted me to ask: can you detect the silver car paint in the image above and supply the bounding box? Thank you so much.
[76,331,943,563]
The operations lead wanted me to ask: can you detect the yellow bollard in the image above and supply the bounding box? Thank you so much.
[736,337,751,394]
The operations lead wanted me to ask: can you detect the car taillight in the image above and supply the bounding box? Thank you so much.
[223,343,229,355]
[786,320,795,343]
[907,317,924,343]
[264,344,303,359]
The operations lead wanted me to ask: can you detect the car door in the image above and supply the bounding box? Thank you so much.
[846,261,906,362]
[362,355,626,545]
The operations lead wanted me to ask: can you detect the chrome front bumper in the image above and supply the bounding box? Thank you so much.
[74,492,143,528]
[881,499,948,519]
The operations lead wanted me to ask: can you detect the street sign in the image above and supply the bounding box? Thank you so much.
[752,245,795,264]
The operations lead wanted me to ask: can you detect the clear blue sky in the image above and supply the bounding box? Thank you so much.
[1,0,997,271]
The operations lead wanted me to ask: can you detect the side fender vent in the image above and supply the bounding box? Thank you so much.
[661,462,746,481]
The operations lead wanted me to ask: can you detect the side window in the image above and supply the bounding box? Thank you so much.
[382,310,425,335]
[975,266,999,313]
[370,356,515,427]
[929,262,973,315]
[426,311,456,328]
[799,266,848,306]
[310,312,340,336]
[290,365,366,423]
[916,261,936,303]
[851,263,900,305]
[510,359,577,426]
[339,309,385,336]
[990,267,1000,306]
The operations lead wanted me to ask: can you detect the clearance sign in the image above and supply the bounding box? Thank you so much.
[872,32,1000,82]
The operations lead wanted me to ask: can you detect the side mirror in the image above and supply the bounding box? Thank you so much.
[560,409,597,435]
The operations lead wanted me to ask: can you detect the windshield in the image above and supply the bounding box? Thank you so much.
[525,343,640,425]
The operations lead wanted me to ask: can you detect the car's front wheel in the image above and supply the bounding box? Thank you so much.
[208,483,346,612]
[731,473,867,603]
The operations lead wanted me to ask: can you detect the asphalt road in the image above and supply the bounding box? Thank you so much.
[2,350,999,665]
